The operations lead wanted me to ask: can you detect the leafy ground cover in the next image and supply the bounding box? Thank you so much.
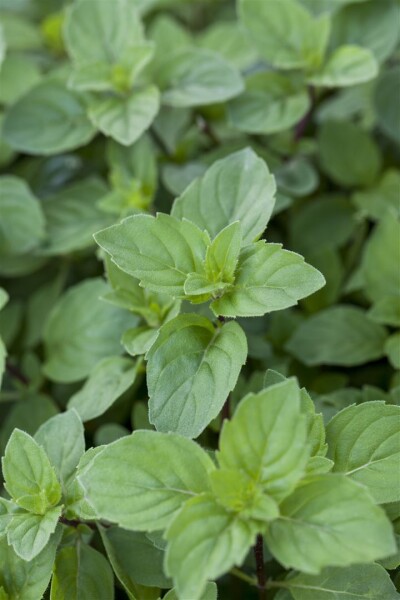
[0,0,399,598]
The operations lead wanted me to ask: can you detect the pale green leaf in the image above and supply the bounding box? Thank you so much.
[198,19,258,69]
[166,493,258,600]
[239,0,330,70]
[353,170,400,221]
[78,430,215,531]
[64,0,144,65]
[147,314,247,438]
[211,242,325,318]
[218,379,309,501]
[43,278,135,383]
[164,582,218,600]
[50,544,114,600]
[2,429,61,514]
[204,221,242,285]
[88,86,160,146]
[157,48,243,107]
[282,564,399,599]
[3,81,96,155]
[34,410,85,491]
[309,46,378,87]
[265,474,396,573]
[0,54,41,106]
[228,72,310,134]
[95,214,209,297]
[318,120,382,187]
[171,148,276,244]
[0,528,61,600]
[369,296,400,328]
[68,357,139,422]
[327,402,400,504]
[122,327,158,356]
[286,306,387,366]
[7,506,61,561]
[0,176,45,256]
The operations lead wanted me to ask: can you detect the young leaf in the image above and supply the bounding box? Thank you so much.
[2,429,61,514]
[147,314,247,438]
[6,506,62,561]
[265,474,396,573]
[43,278,135,383]
[218,379,309,501]
[286,305,387,366]
[171,148,276,244]
[0,528,61,600]
[308,46,378,87]
[211,242,325,318]
[156,48,243,107]
[34,409,85,490]
[122,327,158,356]
[165,494,259,600]
[94,214,209,297]
[282,563,399,600]
[3,81,96,155]
[78,430,215,531]
[0,176,45,256]
[326,402,400,503]
[50,544,114,600]
[239,0,330,70]
[204,221,242,284]
[88,86,160,146]
[67,357,139,422]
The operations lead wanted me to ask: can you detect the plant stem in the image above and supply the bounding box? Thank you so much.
[230,567,258,587]
[195,114,220,147]
[254,534,267,600]
[5,361,29,386]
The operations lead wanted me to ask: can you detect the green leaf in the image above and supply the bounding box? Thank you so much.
[147,314,247,438]
[43,278,135,383]
[0,176,45,256]
[228,72,310,135]
[330,0,400,63]
[282,563,399,599]
[218,379,309,501]
[318,120,382,187]
[100,526,170,590]
[0,528,61,600]
[199,19,258,69]
[369,296,400,327]
[265,474,396,573]
[50,544,114,600]
[40,178,111,255]
[239,0,330,70]
[157,48,243,107]
[308,46,378,87]
[164,582,217,600]
[353,169,400,221]
[0,54,41,106]
[88,86,160,146]
[327,402,400,503]
[211,242,325,318]
[385,332,400,369]
[64,0,144,66]
[286,306,387,366]
[2,429,61,514]
[165,494,258,600]
[95,214,209,297]
[34,410,85,491]
[171,148,276,245]
[122,327,158,356]
[3,81,96,155]
[361,216,400,303]
[204,221,242,284]
[68,357,139,422]
[375,67,400,145]
[78,430,215,531]
[6,506,62,561]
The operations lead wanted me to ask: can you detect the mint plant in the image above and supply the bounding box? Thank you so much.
[1,0,400,598]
